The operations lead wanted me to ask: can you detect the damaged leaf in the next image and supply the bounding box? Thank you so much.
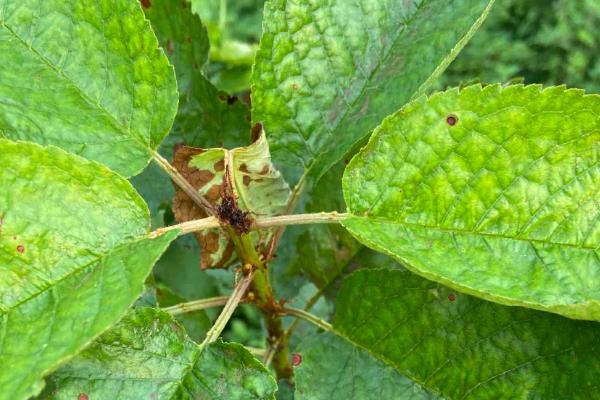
[172,128,291,268]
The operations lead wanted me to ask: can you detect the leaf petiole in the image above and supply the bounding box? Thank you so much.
[161,296,233,315]
[151,151,215,215]
[200,270,255,348]
[150,212,349,238]
[281,307,333,332]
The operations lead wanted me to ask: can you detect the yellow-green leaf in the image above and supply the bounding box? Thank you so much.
[0,0,177,177]
[343,84,600,320]
[0,140,176,399]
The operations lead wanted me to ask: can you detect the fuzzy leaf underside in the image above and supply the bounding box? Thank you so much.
[332,268,600,399]
[343,84,600,320]
[0,140,177,399]
[0,0,178,177]
[252,0,495,185]
[41,308,277,400]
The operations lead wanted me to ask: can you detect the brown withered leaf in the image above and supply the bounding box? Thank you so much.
[171,146,236,269]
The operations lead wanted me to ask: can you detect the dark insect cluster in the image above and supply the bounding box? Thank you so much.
[217,193,253,234]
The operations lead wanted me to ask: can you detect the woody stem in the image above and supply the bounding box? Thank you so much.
[229,229,293,381]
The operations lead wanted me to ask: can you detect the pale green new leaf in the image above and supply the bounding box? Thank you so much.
[40,308,277,400]
[252,0,495,184]
[295,330,440,400]
[343,84,600,320]
[332,268,600,399]
[0,140,176,399]
[0,0,178,177]
[188,131,291,216]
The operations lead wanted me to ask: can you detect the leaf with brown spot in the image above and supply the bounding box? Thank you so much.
[171,129,291,269]
[172,146,234,269]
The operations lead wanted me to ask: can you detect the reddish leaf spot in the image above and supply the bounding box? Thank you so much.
[78,393,89,400]
[16,245,25,253]
[291,352,302,366]
[140,0,151,8]
[243,175,251,186]
[227,95,238,105]
[446,115,458,126]
[448,293,456,302]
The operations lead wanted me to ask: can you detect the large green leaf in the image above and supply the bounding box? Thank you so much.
[294,330,440,400]
[0,0,178,177]
[252,0,495,185]
[40,308,278,399]
[342,84,600,320]
[331,268,600,399]
[0,140,176,399]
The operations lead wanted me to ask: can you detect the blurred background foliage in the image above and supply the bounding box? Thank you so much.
[191,0,265,92]
[192,0,600,93]
[440,0,600,92]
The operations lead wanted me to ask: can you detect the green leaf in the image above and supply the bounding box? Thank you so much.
[294,331,439,400]
[188,338,276,399]
[155,282,212,342]
[342,84,600,320]
[0,139,176,399]
[187,131,291,217]
[332,268,600,399]
[0,0,178,177]
[40,308,278,400]
[252,0,495,184]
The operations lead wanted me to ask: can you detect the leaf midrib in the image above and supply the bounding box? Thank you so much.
[347,215,600,251]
